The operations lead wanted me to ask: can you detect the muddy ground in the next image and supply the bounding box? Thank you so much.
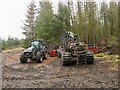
[1,48,119,89]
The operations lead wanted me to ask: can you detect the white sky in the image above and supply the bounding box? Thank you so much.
[0,0,59,40]
[0,0,117,40]
[0,0,33,40]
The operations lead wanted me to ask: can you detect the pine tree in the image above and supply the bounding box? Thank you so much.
[108,2,118,37]
[22,0,36,41]
[100,2,110,41]
[35,2,55,43]
[57,2,71,32]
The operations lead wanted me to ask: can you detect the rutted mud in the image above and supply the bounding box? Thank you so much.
[1,48,118,88]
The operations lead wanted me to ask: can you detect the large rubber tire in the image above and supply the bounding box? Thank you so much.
[62,52,72,66]
[43,51,48,60]
[87,59,94,64]
[20,53,28,63]
[58,53,61,58]
[36,52,43,63]
[63,61,66,66]
[62,61,72,66]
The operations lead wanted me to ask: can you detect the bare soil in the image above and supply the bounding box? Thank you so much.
[1,48,118,89]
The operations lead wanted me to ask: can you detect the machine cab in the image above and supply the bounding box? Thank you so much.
[31,41,39,48]
[31,40,46,51]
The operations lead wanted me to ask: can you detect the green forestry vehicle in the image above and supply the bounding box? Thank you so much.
[20,40,48,63]
[59,31,94,66]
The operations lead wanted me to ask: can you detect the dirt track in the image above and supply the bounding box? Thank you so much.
[1,48,118,88]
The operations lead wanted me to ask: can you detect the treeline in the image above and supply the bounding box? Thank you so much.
[1,37,23,50]
[22,0,118,47]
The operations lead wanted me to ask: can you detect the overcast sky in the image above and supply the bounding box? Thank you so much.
[0,0,33,40]
[0,0,117,40]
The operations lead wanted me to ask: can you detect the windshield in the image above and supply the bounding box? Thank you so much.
[31,41,39,47]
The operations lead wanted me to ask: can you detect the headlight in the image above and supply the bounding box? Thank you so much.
[24,52,31,57]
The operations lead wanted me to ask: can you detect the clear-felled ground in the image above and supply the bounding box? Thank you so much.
[2,51,118,88]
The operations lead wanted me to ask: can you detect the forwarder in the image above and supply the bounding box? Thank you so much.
[57,31,94,66]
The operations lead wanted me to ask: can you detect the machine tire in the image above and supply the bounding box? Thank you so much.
[36,52,43,63]
[43,51,48,60]
[62,61,72,66]
[63,61,67,66]
[58,53,61,58]
[87,59,94,64]
[20,53,28,63]
[62,52,72,66]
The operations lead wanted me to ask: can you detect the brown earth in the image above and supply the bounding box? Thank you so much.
[1,48,118,89]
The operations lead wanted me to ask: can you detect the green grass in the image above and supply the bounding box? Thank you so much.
[95,53,104,58]
[95,53,119,62]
